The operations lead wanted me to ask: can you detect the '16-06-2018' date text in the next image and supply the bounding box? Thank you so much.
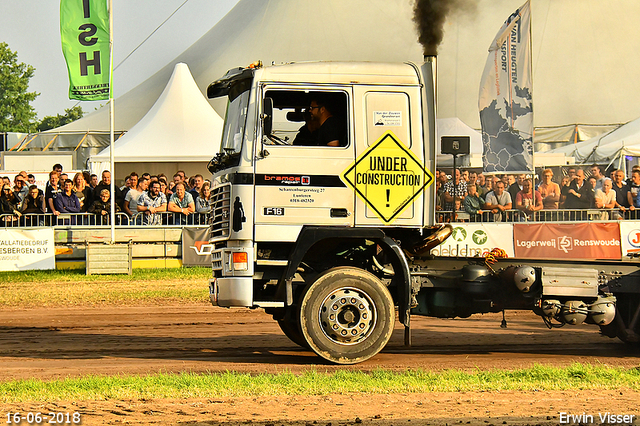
[6,412,81,424]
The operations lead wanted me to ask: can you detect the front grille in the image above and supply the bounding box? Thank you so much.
[211,250,223,271]
[209,183,231,241]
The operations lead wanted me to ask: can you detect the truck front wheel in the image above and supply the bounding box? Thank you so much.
[277,317,308,348]
[299,267,395,364]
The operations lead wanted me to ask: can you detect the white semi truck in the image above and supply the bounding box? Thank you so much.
[205,59,639,364]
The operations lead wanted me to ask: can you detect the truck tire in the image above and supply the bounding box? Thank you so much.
[299,267,395,364]
[277,318,309,348]
[609,294,640,346]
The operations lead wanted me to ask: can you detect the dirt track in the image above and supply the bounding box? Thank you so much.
[1,304,639,425]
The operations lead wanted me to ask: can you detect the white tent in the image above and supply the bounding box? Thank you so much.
[44,1,640,138]
[18,0,640,163]
[549,116,640,168]
[49,0,424,136]
[436,117,483,168]
[88,63,223,178]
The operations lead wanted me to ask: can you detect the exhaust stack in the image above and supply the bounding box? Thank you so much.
[421,55,437,226]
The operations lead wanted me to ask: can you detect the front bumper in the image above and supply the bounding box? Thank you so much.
[209,276,254,307]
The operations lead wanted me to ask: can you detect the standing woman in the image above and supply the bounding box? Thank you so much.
[159,178,169,197]
[195,182,212,214]
[0,183,22,225]
[73,172,93,212]
[195,182,211,225]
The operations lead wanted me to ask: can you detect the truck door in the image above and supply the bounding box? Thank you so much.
[253,88,355,241]
[348,87,428,228]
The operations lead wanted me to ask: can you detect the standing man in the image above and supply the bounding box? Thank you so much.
[123,177,148,218]
[189,174,204,200]
[484,180,512,222]
[515,178,543,221]
[508,174,525,204]
[13,174,28,202]
[564,169,590,209]
[596,178,621,220]
[467,171,481,197]
[537,168,560,210]
[443,169,467,212]
[590,165,606,191]
[89,174,99,189]
[168,182,195,224]
[94,170,124,209]
[626,170,640,219]
[138,181,167,225]
[611,169,630,216]
[476,173,489,197]
[45,171,61,218]
[54,179,81,214]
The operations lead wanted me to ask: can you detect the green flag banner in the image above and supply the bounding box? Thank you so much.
[60,0,111,100]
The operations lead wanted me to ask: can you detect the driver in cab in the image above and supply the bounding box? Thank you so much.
[293,95,344,147]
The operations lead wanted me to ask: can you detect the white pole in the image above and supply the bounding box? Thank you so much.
[108,0,115,244]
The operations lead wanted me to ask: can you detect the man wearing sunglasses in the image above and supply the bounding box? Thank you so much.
[308,95,344,147]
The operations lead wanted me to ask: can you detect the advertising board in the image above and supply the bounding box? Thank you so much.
[431,223,515,257]
[619,221,640,257]
[182,227,213,267]
[514,222,621,259]
[0,228,55,271]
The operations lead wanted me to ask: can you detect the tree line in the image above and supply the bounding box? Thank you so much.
[0,42,84,134]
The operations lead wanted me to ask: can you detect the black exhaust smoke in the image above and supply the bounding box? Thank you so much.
[413,0,476,56]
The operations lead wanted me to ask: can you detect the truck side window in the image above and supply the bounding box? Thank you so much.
[263,90,348,147]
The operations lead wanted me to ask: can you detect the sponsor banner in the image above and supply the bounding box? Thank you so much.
[182,227,212,267]
[619,221,640,256]
[0,228,55,271]
[430,224,515,258]
[479,0,533,173]
[60,0,111,100]
[514,223,621,259]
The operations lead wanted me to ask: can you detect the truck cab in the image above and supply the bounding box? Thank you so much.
[206,61,439,363]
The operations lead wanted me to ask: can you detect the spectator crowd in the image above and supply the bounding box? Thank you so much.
[435,164,640,222]
[0,164,212,226]
[4,162,640,226]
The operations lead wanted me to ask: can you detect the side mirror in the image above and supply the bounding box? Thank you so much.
[262,97,273,137]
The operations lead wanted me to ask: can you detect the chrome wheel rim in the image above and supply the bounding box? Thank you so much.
[318,287,377,345]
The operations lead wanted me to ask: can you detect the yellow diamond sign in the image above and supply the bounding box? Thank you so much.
[341,131,433,223]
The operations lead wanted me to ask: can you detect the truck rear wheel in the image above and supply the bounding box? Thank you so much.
[608,294,640,346]
[299,267,394,364]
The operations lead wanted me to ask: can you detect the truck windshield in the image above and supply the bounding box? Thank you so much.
[220,88,250,155]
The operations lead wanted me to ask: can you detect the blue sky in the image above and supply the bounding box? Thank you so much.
[0,0,239,119]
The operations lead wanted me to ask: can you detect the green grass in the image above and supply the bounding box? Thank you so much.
[1,364,639,403]
[0,267,210,283]
[0,268,211,307]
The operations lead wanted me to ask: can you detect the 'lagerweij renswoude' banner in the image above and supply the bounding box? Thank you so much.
[478,0,533,174]
[60,0,110,100]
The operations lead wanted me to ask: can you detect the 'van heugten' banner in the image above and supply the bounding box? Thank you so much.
[60,0,110,100]
[478,1,533,174]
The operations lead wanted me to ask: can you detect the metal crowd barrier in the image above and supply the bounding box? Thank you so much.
[3,209,631,228]
[0,212,210,228]
[437,208,632,223]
